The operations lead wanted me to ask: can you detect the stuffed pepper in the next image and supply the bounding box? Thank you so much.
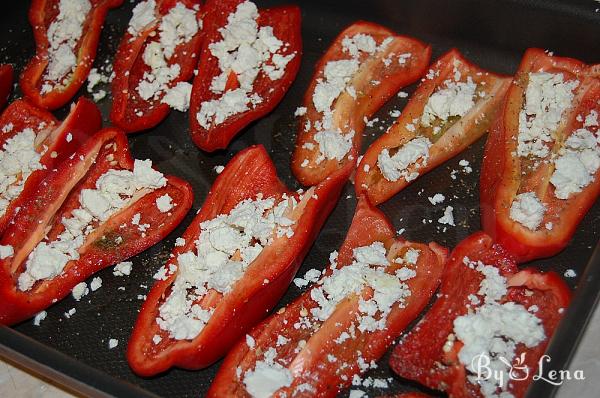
[291,22,431,186]
[0,128,193,325]
[0,97,102,236]
[481,48,600,262]
[355,49,511,205]
[127,144,351,376]
[389,232,571,398]
[208,196,447,398]
[110,0,204,132]
[20,0,124,110]
[189,0,302,151]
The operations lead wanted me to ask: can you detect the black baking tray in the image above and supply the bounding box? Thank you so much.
[0,0,599,397]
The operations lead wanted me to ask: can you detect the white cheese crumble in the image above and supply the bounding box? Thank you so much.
[428,193,445,205]
[0,129,44,218]
[156,193,174,213]
[72,281,89,301]
[196,1,295,129]
[452,257,545,398]
[243,347,293,398]
[421,75,477,127]
[108,338,119,349]
[113,261,133,276]
[313,130,354,163]
[549,117,599,199]
[17,160,166,291]
[309,242,417,334]
[438,205,455,226]
[161,81,193,112]
[518,72,578,158]
[33,311,47,326]
[377,137,432,182]
[0,244,13,259]
[564,269,576,278]
[156,192,303,340]
[310,33,394,163]
[90,276,102,291]
[128,0,156,36]
[132,1,200,107]
[509,192,546,231]
[214,165,225,174]
[42,0,92,92]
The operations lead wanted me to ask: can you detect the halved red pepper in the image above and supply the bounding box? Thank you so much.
[0,97,102,236]
[355,49,511,205]
[20,0,124,110]
[291,22,431,187]
[208,196,448,398]
[389,232,571,398]
[127,144,351,376]
[110,0,204,133]
[0,64,14,110]
[0,128,193,325]
[188,0,302,152]
[481,48,600,263]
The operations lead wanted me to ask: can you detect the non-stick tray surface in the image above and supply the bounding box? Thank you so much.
[1,0,599,397]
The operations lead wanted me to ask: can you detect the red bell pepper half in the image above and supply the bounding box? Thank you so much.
[389,232,571,398]
[0,128,193,325]
[208,196,448,398]
[189,0,302,152]
[127,144,351,376]
[0,97,102,236]
[110,0,204,133]
[481,48,600,263]
[291,22,431,187]
[0,64,14,110]
[20,0,124,110]
[355,49,511,205]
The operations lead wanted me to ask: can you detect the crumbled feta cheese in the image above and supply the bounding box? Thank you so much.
[90,277,102,291]
[509,192,546,230]
[161,82,193,112]
[453,258,546,398]
[564,269,576,278]
[65,308,76,318]
[152,334,162,344]
[128,0,156,36]
[377,137,431,182]
[349,390,366,398]
[108,338,118,349]
[428,193,445,205]
[313,130,354,163]
[43,0,92,91]
[293,268,321,288]
[0,245,13,259]
[243,349,293,398]
[438,205,455,226]
[213,165,225,174]
[0,129,44,218]
[550,126,599,199]
[33,311,47,326]
[72,282,89,301]
[421,77,477,127]
[156,192,306,340]
[17,160,166,291]
[197,1,294,128]
[518,72,578,158]
[308,242,415,333]
[294,107,307,117]
[133,1,199,105]
[113,261,133,276]
[156,193,174,212]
